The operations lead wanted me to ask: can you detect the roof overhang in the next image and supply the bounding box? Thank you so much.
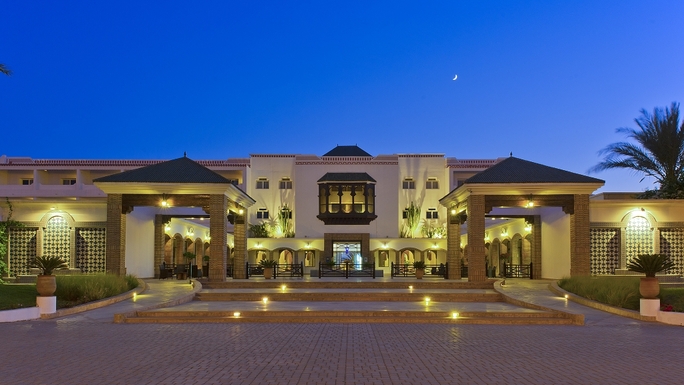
[440,182,605,208]
[94,182,256,208]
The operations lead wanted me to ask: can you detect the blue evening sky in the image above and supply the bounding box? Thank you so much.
[2,1,683,193]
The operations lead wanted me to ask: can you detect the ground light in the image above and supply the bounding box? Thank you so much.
[233,312,241,317]
[262,297,269,304]
[424,297,431,305]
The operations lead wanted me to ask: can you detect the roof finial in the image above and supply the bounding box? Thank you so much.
[510,152,513,157]
[184,151,187,158]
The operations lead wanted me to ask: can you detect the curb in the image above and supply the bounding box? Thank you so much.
[493,280,585,325]
[113,279,202,323]
[548,281,656,322]
[40,278,148,320]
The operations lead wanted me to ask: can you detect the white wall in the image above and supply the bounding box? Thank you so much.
[125,207,156,278]
[540,207,570,279]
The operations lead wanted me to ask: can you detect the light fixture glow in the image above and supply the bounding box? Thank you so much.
[233,312,241,317]
[262,297,269,304]
[238,209,244,215]
[564,294,569,299]
[281,285,287,291]
[450,209,457,215]
[452,312,459,319]
[424,297,431,305]
[408,285,413,290]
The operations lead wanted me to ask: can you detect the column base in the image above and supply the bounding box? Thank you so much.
[37,296,57,314]
[640,298,660,317]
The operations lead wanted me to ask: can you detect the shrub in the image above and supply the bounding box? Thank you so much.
[558,276,641,310]
[55,274,138,308]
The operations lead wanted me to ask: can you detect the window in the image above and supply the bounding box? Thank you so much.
[21,178,33,185]
[402,178,415,189]
[256,208,269,219]
[317,173,377,225]
[256,178,269,189]
[279,177,292,189]
[426,208,439,219]
[426,178,439,189]
[62,179,76,185]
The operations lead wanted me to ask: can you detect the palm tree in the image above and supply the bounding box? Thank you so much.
[591,102,684,196]
[0,63,11,76]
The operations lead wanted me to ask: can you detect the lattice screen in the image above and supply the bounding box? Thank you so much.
[659,228,684,275]
[625,216,653,265]
[590,228,620,275]
[8,227,38,276]
[75,228,107,273]
[43,216,71,264]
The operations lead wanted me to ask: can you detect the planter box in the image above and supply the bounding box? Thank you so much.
[657,311,684,326]
[0,307,41,323]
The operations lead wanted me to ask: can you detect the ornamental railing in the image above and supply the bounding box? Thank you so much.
[318,262,376,278]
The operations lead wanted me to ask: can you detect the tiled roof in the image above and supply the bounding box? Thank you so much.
[317,172,377,183]
[322,145,372,157]
[93,156,234,184]
[465,157,604,184]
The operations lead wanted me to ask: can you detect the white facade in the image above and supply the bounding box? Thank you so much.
[3,149,684,280]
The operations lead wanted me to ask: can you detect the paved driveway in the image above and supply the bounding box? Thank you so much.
[1,279,683,385]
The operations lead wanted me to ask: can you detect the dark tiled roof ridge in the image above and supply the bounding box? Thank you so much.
[465,156,604,184]
[322,145,372,157]
[93,156,234,184]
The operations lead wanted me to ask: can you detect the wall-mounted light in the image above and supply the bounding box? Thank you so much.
[305,242,311,249]
[450,208,457,216]
[432,243,438,249]
[501,228,508,237]
[255,242,262,249]
[238,209,244,215]
[382,242,388,249]
[524,224,532,233]
[161,193,169,208]
[164,224,171,232]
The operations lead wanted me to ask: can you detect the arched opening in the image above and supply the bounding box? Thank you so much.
[304,250,316,267]
[278,249,294,265]
[625,215,654,266]
[400,249,416,265]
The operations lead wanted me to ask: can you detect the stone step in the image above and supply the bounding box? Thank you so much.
[196,292,503,302]
[124,310,575,325]
[201,280,495,290]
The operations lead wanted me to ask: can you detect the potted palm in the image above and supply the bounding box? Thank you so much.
[183,252,196,279]
[413,260,426,279]
[202,255,210,278]
[259,259,277,279]
[30,256,67,296]
[627,254,674,299]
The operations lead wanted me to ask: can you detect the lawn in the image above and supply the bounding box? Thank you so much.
[558,276,684,312]
[0,284,37,310]
[0,274,138,311]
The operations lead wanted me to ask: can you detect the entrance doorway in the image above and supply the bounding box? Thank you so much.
[333,241,361,265]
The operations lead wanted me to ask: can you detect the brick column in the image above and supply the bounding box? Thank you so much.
[232,210,247,279]
[446,213,462,280]
[105,194,127,276]
[153,215,164,278]
[531,215,542,279]
[570,194,591,276]
[466,195,486,282]
[208,195,228,282]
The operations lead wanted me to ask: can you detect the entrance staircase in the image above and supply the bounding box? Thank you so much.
[121,279,583,325]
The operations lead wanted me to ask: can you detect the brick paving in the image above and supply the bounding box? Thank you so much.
[1,280,684,384]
